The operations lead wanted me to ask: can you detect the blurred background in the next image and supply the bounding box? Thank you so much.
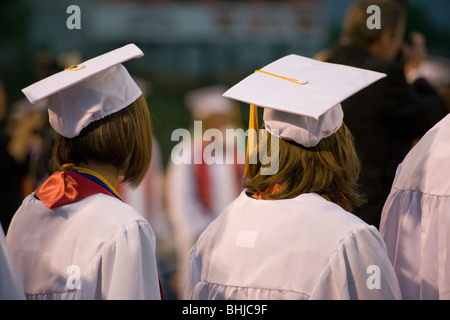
[1,0,449,167]
[1,0,449,299]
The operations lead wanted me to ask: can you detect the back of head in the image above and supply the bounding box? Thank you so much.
[52,95,152,188]
[21,44,152,188]
[341,0,406,49]
[222,54,387,211]
[244,124,365,211]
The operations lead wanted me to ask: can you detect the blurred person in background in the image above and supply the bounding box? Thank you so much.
[0,49,71,234]
[320,0,448,228]
[0,80,47,234]
[118,77,176,299]
[412,54,450,112]
[8,98,54,193]
[166,85,244,297]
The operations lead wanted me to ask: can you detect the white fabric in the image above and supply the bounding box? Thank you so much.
[184,191,401,300]
[0,224,25,299]
[21,44,143,138]
[119,139,169,237]
[47,64,141,138]
[185,85,235,119]
[264,103,343,147]
[222,54,386,119]
[166,140,243,295]
[119,138,174,271]
[380,114,450,300]
[223,54,385,147]
[6,193,161,300]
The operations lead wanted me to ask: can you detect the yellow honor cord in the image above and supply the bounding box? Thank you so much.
[61,163,123,200]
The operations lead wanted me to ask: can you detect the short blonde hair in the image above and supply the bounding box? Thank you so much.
[244,123,365,211]
[52,95,152,188]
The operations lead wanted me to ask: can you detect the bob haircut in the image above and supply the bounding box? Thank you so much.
[52,95,152,188]
[244,123,365,211]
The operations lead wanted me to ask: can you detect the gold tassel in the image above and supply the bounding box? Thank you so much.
[244,104,259,179]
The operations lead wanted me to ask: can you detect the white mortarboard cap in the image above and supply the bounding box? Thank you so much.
[223,54,386,147]
[186,85,236,119]
[22,43,144,138]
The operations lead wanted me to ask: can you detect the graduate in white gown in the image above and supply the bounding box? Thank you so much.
[166,85,244,297]
[380,113,450,299]
[184,55,401,300]
[6,44,161,300]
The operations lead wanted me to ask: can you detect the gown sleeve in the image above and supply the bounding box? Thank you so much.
[99,220,161,300]
[183,244,202,299]
[309,225,402,300]
[0,224,25,299]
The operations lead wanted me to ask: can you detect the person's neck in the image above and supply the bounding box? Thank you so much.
[78,161,120,188]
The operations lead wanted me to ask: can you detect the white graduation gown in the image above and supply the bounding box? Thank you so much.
[166,141,243,295]
[184,191,401,300]
[6,193,161,300]
[380,114,450,300]
[0,224,25,299]
[119,138,173,256]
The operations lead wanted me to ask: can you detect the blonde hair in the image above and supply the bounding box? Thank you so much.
[244,123,365,211]
[52,95,152,188]
[341,0,406,49]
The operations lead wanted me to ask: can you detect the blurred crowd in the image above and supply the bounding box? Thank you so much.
[1,0,449,299]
